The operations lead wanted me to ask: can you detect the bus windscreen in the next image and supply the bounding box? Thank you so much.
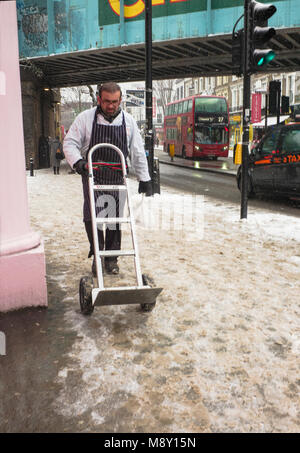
[195,126,229,145]
[195,97,228,114]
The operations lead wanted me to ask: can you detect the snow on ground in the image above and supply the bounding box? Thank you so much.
[26,163,300,433]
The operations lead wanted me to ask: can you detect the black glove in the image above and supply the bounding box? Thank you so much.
[74,159,88,176]
[138,180,153,197]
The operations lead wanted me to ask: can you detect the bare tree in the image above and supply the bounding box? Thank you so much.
[153,79,176,115]
[60,86,96,129]
[87,85,97,106]
[60,85,97,114]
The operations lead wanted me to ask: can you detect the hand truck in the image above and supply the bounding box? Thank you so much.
[79,143,162,315]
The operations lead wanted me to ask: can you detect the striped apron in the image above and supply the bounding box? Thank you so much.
[82,110,128,257]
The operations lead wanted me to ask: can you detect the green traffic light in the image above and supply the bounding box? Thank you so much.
[265,51,275,63]
[255,49,276,67]
[257,57,264,66]
[249,1,277,73]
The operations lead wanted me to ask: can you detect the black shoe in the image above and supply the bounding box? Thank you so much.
[105,260,119,275]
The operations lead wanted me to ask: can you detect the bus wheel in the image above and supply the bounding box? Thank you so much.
[182,146,186,159]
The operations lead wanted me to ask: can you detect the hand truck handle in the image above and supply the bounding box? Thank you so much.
[87,143,127,177]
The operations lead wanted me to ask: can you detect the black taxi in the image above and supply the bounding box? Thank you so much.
[237,123,300,200]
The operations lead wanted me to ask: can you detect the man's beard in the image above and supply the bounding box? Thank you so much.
[96,104,121,123]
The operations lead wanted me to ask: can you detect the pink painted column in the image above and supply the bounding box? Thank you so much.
[0,1,47,311]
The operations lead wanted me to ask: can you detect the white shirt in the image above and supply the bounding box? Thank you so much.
[63,107,150,181]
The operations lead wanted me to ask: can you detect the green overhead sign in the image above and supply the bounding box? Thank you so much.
[99,0,207,26]
[98,0,282,26]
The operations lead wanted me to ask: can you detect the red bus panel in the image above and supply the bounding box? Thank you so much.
[164,95,229,160]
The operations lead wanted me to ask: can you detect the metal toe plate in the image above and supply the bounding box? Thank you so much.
[93,287,163,306]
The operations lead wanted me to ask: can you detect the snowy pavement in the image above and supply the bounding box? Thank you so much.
[2,161,299,433]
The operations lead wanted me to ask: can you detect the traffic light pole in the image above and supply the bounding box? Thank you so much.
[265,93,268,132]
[241,0,251,219]
[238,0,277,218]
[277,82,281,125]
[145,0,154,186]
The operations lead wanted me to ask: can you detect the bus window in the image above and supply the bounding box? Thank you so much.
[187,124,193,141]
[188,99,193,112]
[178,102,183,114]
[183,100,188,113]
[166,105,169,116]
[195,97,227,113]
[167,128,174,140]
[174,103,179,114]
[195,126,229,144]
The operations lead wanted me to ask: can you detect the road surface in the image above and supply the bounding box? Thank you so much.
[158,162,300,217]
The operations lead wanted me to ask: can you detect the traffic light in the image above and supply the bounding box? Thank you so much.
[232,29,244,77]
[248,0,277,73]
[281,96,290,115]
[269,80,281,115]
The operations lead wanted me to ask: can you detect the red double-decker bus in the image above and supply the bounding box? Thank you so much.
[163,95,229,160]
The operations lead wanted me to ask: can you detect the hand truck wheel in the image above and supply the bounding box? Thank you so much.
[140,274,156,312]
[79,276,94,315]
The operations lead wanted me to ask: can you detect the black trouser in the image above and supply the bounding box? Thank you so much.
[84,221,121,262]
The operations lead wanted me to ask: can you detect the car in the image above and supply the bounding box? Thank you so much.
[237,122,300,200]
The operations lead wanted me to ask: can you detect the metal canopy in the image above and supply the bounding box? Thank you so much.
[20,28,300,88]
